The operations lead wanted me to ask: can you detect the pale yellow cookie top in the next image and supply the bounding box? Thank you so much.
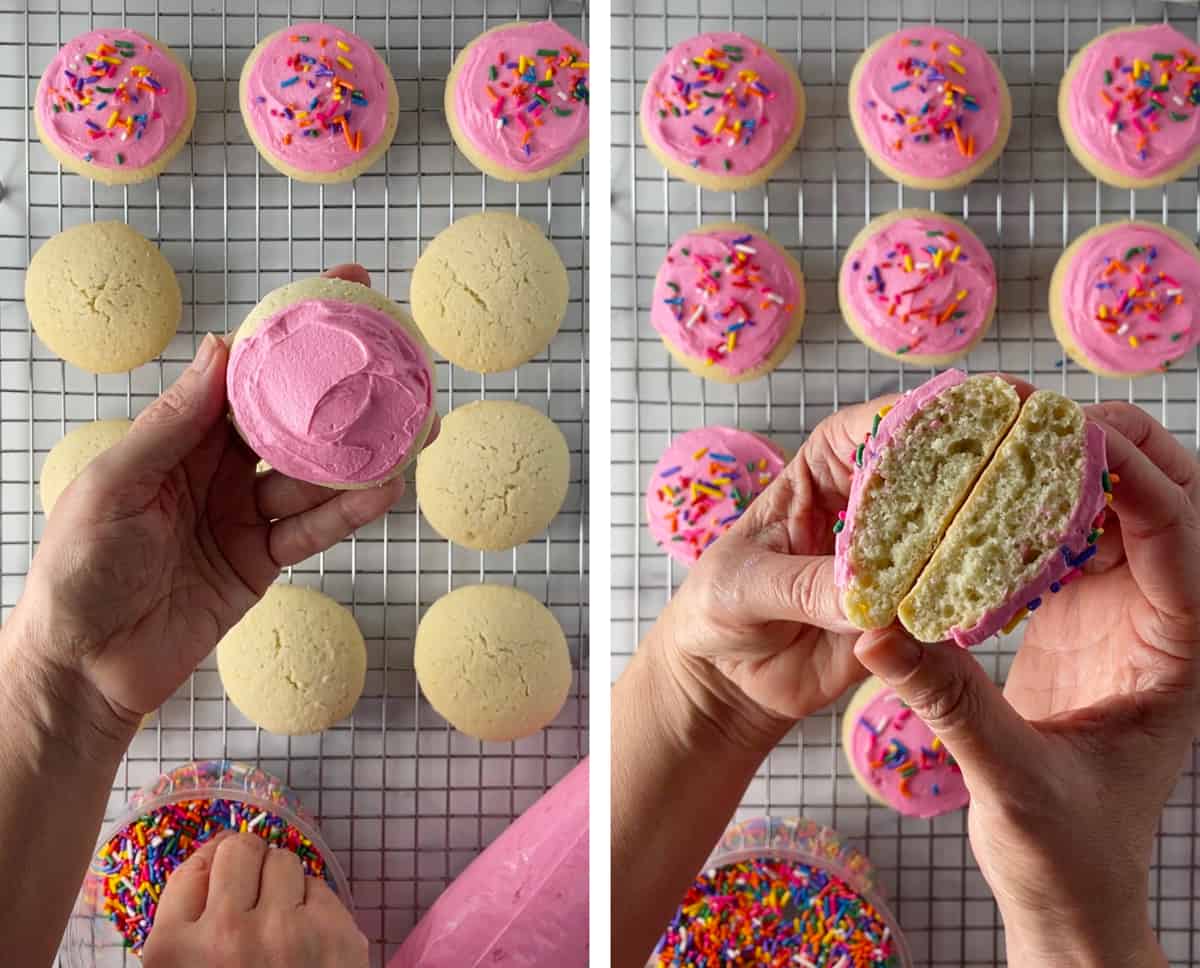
[40,418,132,515]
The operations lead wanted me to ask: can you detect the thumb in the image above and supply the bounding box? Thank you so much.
[853,627,1040,793]
[717,548,856,633]
[150,831,233,929]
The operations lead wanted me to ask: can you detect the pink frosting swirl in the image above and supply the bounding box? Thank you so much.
[640,32,799,177]
[227,298,433,486]
[36,28,190,171]
[1065,24,1200,180]
[650,229,800,375]
[840,213,996,359]
[646,426,784,566]
[452,21,588,172]
[850,684,968,818]
[242,23,393,174]
[1056,222,1200,375]
[852,27,1004,181]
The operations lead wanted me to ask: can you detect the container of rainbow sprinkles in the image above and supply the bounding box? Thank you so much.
[63,759,350,967]
[651,816,912,968]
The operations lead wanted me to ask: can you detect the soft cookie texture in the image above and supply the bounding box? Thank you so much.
[849,27,1011,190]
[414,584,571,742]
[835,371,1020,630]
[410,212,568,373]
[1060,24,1200,190]
[415,400,569,551]
[445,21,589,182]
[35,28,196,185]
[839,209,997,365]
[217,584,366,735]
[1049,220,1200,377]
[843,677,968,819]
[25,221,181,374]
[645,426,784,566]
[240,22,399,183]
[640,32,805,191]
[40,418,132,515]
[649,223,805,382]
[227,276,436,489]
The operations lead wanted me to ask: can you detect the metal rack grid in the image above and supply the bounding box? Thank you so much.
[612,0,1199,964]
[0,1,588,965]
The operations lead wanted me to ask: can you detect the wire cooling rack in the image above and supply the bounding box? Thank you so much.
[613,0,1199,964]
[0,1,587,965]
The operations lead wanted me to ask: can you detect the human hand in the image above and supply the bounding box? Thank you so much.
[141,833,368,967]
[855,402,1198,968]
[6,264,420,741]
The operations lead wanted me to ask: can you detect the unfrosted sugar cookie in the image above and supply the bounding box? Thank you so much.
[839,209,997,365]
[227,276,436,489]
[1060,24,1200,189]
[849,27,1011,190]
[414,584,571,742]
[25,221,181,374]
[35,28,196,184]
[240,22,398,183]
[640,32,806,190]
[445,20,589,182]
[1049,220,1200,377]
[649,223,805,382]
[40,418,132,515]
[843,677,968,819]
[646,426,784,566]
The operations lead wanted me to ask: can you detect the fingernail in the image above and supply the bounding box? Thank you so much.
[855,629,923,683]
[190,333,218,373]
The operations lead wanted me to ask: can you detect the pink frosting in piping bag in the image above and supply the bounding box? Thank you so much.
[36,28,190,171]
[1064,24,1200,180]
[242,22,393,174]
[650,229,800,375]
[850,684,968,818]
[853,26,1004,181]
[840,214,996,359]
[640,31,799,177]
[452,21,589,172]
[1056,221,1200,375]
[227,299,433,485]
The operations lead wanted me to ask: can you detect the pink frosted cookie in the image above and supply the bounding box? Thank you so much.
[646,426,784,566]
[839,209,997,365]
[239,22,399,183]
[34,28,196,185]
[843,677,967,819]
[445,21,589,182]
[227,276,436,489]
[639,32,806,190]
[1060,24,1200,189]
[849,27,1011,190]
[1049,220,1200,377]
[649,223,805,382]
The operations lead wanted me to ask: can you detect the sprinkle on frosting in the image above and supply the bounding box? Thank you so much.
[650,229,800,375]
[653,856,898,967]
[36,28,188,170]
[641,31,799,175]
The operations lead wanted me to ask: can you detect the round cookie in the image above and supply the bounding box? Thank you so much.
[445,21,589,182]
[1049,220,1200,377]
[217,584,366,736]
[650,223,805,382]
[239,22,399,184]
[414,584,571,742]
[1059,24,1200,190]
[839,209,997,365]
[646,426,784,567]
[35,28,196,185]
[842,676,968,819]
[849,27,1011,190]
[227,275,436,489]
[415,400,569,551]
[640,31,806,191]
[25,221,181,374]
[40,418,132,515]
[410,212,568,373]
